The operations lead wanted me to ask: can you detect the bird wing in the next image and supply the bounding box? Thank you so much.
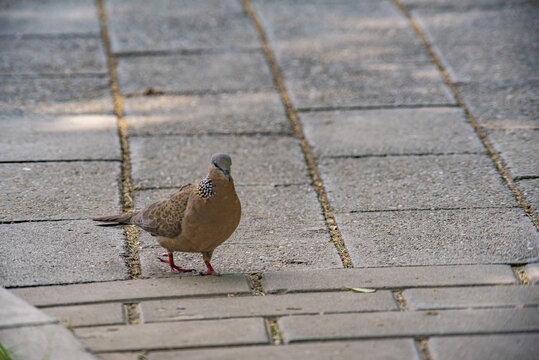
[130,184,194,238]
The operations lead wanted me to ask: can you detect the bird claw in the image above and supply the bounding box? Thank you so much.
[200,269,219,276]
[158,257,194,273]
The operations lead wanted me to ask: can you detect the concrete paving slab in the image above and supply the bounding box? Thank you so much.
[11,275,251,307]
[401,0,530,7]
[75,318,269,352]
[524,263,539,285]
[278,308,539,343]
[139,238,341,275]
[412,6,538,82]
[138,340,421,360]
[117,52,273,95]
[130,135,310,188]
[0,0,100,35]
[280,58,453,110]
[0,287,54,328]
[337,208,539,267]
[428,333,539,360]
[319,155,516,212]
[0,220,127,287]
[105,0,259,52]
[456,80,539,130]
[123,92,290,136]
[403,285,539,310]
[0,76,113,115]
[301,107,483,157]
[141,291,397,322]
[487,130,539,178]
[0,114,120,161]
[262,265,517,294]
[0,162,120,221]
[0,324,99,360]
[42,303,125,328]
[0,36,106,75]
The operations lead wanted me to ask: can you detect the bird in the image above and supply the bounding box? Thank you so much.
[93,153,241,275]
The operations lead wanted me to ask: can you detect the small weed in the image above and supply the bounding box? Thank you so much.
[0,343,14,360]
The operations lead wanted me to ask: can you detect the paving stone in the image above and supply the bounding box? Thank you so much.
[524,263,539,285]
[0,287,54,328]
[0,220,127,287]
[413,6,538,82]
[0,36,106,75]
[141,291,397,322]
[278,308,539,343]
[11,275,251,307]
[281,57,452,109]
[116,52,273,95]
[301,107,483,157]
[262,265,517,294]
[0,0,100,35]
[253,0,452,109]
[0,76,113,115]
[75,318,268,352]
[142,339,421,360]
[42,303,125,328]
[0,114,120,161]
[428,333,539,360]
[456,80,539,130]
[130,135,310,188]
[403,285,539,310]
[401,0,530,7]
[0,323,99,360]
[0,162,120,221]
[319,155,516,212]
[487,130,539,178]
[135,185,340,275]
[123,92,290,135]
[105,0,259,52]
[338,208,539,267]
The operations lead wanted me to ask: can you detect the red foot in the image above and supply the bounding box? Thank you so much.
[202,261,219,276]
[159,253,193,273]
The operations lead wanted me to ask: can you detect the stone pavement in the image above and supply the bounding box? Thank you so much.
[0,0,538,359]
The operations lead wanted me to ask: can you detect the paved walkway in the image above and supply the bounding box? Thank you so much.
[1,0,538,359]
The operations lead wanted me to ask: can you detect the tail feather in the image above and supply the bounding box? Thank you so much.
[93,213,134,226]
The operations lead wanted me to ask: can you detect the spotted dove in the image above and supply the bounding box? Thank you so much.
[93,153,241,275]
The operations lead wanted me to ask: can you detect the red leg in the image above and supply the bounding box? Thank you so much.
[159,252,193,273]
[203,260,218,276]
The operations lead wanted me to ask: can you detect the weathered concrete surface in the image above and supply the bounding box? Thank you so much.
[278,308,539,343]
[105,0,259,52]
[319,155,516,212]
[11,275,251,307]
[301,107,483,157]
[337,208,539,267]
[403,285,539,310]
[428,334,539,360]
[487,130,539,178]
[106,340,421,360]
[0,162,120,221]
[123,92,290,136]
[130,135,310,188]
[117,52,273,95]
[0,114,120,161]
[0,287,53,328]
[261,265,517,293]
[0,0,100,35]
[42,303,125,328]
[0,36,106,75]
[75,318,269,352]
[0,220,127,287]
[140,291,397,322]
[0,76,113,115]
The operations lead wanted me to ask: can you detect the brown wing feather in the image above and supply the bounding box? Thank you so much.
[130,184,194,238]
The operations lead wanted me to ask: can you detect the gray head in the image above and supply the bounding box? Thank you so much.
[210,153,232,181]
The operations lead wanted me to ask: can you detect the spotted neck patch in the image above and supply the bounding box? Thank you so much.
[195,176,215,199]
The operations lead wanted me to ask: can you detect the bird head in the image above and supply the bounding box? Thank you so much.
[210,153,232,182]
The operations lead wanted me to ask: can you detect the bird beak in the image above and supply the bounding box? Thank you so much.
[223,170,231,181]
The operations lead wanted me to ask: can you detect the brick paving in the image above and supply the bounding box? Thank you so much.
[1,0,538,359]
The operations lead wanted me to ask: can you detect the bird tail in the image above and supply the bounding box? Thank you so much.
[93,213,134,226]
